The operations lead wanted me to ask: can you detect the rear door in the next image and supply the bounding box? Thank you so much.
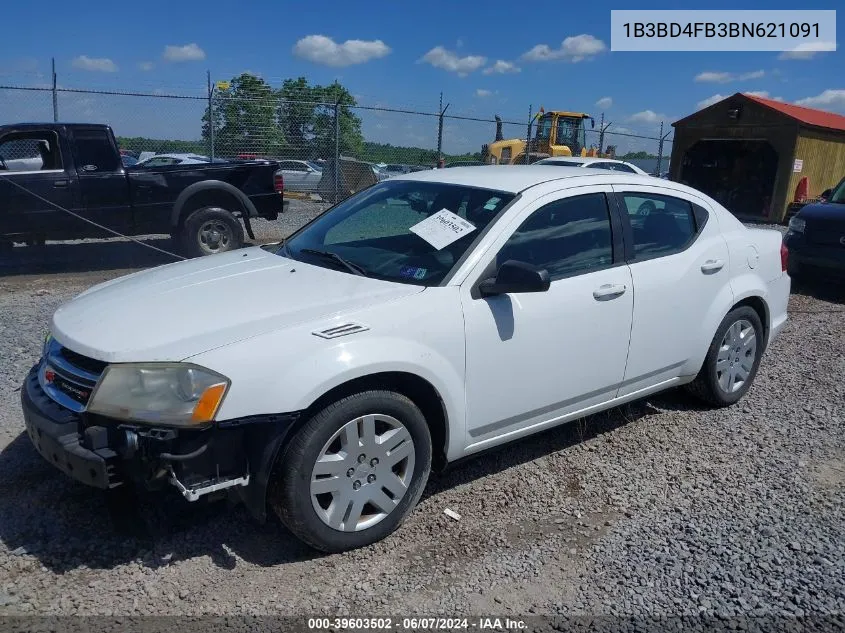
[611,185,730,395]
[0,128,75,238]
[69,127,132,234]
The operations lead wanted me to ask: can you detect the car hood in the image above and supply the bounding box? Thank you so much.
[51,247,424,363]
[798,201,845,221]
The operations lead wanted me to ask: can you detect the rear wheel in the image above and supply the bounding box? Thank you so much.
[271,390,432,552]
[177,207,243,257]
[686,306,764,407]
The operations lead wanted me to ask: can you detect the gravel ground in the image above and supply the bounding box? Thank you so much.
[0,212,842,625]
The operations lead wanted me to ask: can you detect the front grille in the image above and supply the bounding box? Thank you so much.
[40,339,105,413]
[59,347,108,375]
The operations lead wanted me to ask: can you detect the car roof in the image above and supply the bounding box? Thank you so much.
[395,165,664,193]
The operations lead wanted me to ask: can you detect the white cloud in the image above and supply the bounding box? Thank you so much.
[482,60,520,75]
[71,55,117,72]
[596,96,613,110]
[795,89,845,112]
[695,70,765,83]
[697,94,727,109]
[695,71,732,84]
[476,89,493,98]
[521,34,606,63]
[420,46,486,76]
[162,43,206,62]
[628,110,666,125]
[741,70,766,80]
[293,35,391,67]
[138,61,154,71]
[778,41,836,60]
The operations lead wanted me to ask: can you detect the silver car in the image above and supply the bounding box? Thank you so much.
[275,160,323,192]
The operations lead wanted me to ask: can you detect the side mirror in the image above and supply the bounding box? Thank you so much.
[478,260,551,297]
[820,188,832,200]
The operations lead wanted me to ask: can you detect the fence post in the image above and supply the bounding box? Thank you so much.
[656,121,666,176]
[207,71,215,160]
[333,99,341,203]
[525,105,532,164]
[437,102,450,166]
[51,58,58,122]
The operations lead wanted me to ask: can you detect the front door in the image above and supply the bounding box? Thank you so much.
[461,186,634,450]
[69,127,132,234]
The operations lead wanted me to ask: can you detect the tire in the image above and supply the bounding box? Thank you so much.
[271,390,432,553]
[177,207,243,258]
[685,306,764,407]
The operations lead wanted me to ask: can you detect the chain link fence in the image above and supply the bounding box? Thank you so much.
[1,72,674,202]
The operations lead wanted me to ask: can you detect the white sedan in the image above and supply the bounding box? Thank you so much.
[534,156,650,174]
[22,166,789,552]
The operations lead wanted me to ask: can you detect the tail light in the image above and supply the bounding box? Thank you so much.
[781,243,789,272]
[273,173,284,194]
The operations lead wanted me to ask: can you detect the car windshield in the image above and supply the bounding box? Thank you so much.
[307,161,323,171]
[277,180,515,285]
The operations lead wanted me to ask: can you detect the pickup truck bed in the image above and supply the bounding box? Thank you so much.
[0,123,285,257]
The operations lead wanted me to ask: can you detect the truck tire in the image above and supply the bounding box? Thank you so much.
[177,207,244,257]
[270,390,432,552]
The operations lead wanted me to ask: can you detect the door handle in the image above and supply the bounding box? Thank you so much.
[53,179,68,188]
[593,283,627,300]
[700,259,725,274]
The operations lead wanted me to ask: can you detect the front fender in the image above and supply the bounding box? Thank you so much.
[190,288,467,459]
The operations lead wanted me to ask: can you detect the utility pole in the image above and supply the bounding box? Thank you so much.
[207,71,215,159]
[525,105,533,164]
[598,113,612,156]
[51,58,58,122]
[656,121,671,176]
[437,92,450,167]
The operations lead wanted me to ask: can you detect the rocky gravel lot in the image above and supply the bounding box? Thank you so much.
[0,209,842,626]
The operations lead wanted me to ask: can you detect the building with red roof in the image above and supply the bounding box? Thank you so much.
[670,92,845,221]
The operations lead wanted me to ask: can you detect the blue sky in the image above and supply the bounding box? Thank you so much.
[1,0,842,155]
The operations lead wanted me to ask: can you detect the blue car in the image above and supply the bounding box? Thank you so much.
[783,176,845,279]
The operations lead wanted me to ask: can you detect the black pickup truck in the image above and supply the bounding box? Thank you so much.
[0,123,284,257]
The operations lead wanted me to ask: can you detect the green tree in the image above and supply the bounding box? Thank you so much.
[310,81,363,160]
[202,73,285,157]
[278,77,317,156]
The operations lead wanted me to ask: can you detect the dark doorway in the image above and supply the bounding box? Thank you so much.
[679,140,778,218]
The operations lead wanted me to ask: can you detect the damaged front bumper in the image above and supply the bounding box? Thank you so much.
[21,365,300,521]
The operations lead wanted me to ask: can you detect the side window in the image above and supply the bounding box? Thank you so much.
[497,193,614,280]
[0,131,63,171]
[74,129,120,172]
[620,192,697,259]
[611,164,636,173]
[586,162,611,171]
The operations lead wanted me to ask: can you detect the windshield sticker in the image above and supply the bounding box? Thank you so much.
[399,266,428,280]
[483,197,501,210]
[409,209,476,250]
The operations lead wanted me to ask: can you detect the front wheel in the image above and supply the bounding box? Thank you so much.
[271,391,432,552]
[177,207,243,257]
[685,306,764,407]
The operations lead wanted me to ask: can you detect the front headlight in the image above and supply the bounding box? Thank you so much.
[87,363,230,426]
[788,216,806,233]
